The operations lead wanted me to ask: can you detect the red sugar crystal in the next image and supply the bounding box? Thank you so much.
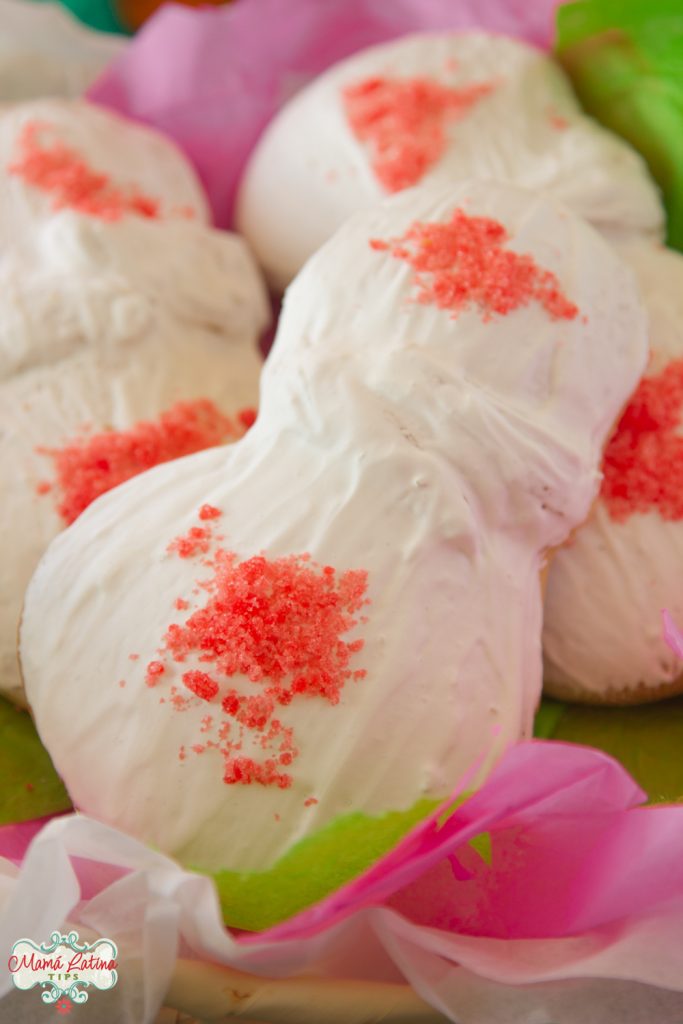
[9,121,162,221]
[225,692,274,731]
[223,756,292,788]
[304,797,319,807]
[198,504,222,521]
[221,690,241,717]
[40,399,242,525]
[145,660,165,687]
[171,689,191,711]
[371,208,578,322]
[343,75,495,192]
[168,526,211,559]
[173,204,196,219]
[548,108,569,131]
[182,670,219,702]
[602,357,683,521]
[237,407,257,430]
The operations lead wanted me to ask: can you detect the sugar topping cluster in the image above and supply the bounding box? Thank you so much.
[371,207,579,322]
[8,121,168,221]
[601,357,683,522]
[343,74,495,192]
[37,400,257,525]
[134,508,370,790]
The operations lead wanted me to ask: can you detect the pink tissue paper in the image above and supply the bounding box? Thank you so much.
[2,742,683,1022]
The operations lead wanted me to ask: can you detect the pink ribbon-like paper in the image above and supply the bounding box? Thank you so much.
[3,743,683,1022]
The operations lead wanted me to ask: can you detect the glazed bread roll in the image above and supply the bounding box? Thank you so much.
[0,99,269,705]
[544,240,683,704]
[237,32,663,290]
[20,181,647,929]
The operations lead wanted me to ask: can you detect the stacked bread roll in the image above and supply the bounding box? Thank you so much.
[237,32,663,290]
[544,241,683,704]
[0,98,269,705]
[238,29,683,709]
[20,180,647,928]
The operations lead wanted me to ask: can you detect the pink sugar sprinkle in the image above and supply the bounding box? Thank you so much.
[371,207,578,322]
[165,552,369,704]
[237,407,257,430]
[145,661,165,687]
[223,756,292,788]
[199,504,222,521]
[154,549,369,789]
[39,399,243,526]
[182,670,219,702]
[343,75,495,192]
[602,357,683,521]
[548,108,569,131]
[168,526,212,559]
[8,121,161,221]
[172,204,196,219]
[171,690,191,711]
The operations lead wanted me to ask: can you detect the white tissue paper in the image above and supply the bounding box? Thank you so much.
[1,813,683,1023]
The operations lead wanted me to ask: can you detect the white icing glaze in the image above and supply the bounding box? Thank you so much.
[237,32,664,291]
[0,102,270,705]
[544,241,683,700]
[0,98,209,242]
[21,182,647,874]
[0,0,123,101]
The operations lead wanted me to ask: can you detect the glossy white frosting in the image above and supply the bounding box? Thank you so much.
[0,102,270,705]
[0,0,123,102]
[237,32,664,291]
[21,182,647,874]
[544,241,683,701]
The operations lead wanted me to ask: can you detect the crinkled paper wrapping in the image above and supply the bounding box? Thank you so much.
[663,610,683,659]
[2,743,683,1023]
[88,0,561,228]
[0,0,123,101]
